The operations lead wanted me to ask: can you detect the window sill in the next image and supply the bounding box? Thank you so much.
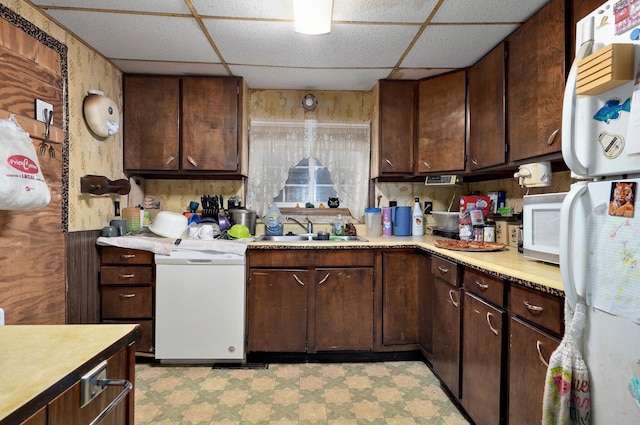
[280,207,351,216]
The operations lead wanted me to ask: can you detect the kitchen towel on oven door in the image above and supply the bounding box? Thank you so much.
[542,300,591,425]
[0,116,51,210]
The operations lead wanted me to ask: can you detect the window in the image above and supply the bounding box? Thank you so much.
[273,157,337,207]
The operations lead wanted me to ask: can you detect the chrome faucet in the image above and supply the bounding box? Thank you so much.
[287,216,313,234]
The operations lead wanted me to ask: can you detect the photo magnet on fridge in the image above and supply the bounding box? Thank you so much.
[608,181,636,217]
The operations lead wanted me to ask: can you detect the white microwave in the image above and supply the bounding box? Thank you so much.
[522,192,567,264]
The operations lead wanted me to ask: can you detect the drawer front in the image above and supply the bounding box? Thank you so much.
[101,286,152,319]
[316,250,374,267]
[431,256,459,286]
[464,268,505,307]
[103,319,153,353]
[100,266,153,285]
[510,284,563,335]
[100,247,153,265]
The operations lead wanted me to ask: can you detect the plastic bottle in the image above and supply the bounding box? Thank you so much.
[412,197,424,236]
[334,214,344,236]
[264,204,283,236]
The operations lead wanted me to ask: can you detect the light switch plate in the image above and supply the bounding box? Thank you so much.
[35,99,53,125]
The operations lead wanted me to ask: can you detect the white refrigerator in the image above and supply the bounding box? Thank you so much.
[560,1,640,424]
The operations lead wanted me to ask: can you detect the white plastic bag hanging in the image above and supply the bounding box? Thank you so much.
[0,116,51,210]
[542,300,591,425]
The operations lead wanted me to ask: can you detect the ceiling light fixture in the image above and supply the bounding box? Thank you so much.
[293,0,333,35]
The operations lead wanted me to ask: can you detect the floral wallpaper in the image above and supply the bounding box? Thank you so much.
[3,0,125,232]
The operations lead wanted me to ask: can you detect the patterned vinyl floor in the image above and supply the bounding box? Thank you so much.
[134,360,471,425]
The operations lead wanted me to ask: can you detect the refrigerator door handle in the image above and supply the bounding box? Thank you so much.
[561,40,594,178]
[560,182,588,312]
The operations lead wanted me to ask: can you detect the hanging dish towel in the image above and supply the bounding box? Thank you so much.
[542,300,591,425]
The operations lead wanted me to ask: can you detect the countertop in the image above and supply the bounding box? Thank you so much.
[249,234,564,295]
[97,232,563,295]
[0,324,140,424]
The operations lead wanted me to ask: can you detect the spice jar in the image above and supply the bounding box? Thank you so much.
[473,224,484,242]
[483,222,496,242]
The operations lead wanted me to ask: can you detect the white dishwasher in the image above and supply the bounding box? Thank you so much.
[155,249,245,364]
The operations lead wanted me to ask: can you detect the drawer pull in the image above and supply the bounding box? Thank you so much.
[486,312,499,335]
[448,290,459,308]
[119,293,136,299]
[118,274,135,279]
[475,280,489,290]
[438,265,449,274]
[292,274,305,286]
[536,340,549,367]
[89,379,133,425]
[318,273,331,285]
[524,301,544,313]
[119,254,135,259]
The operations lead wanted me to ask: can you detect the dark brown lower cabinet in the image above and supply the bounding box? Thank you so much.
[418,254,433,358]
[462,292,506,425]
[381,250,420,346]
[247,269,309,352]
[315,267,374,351]
[508,317,560,425]
[431,277,461,398]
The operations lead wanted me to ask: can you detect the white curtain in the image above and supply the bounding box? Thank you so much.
[247,119,370,220]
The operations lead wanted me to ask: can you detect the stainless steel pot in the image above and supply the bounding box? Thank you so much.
[228,208,257,235]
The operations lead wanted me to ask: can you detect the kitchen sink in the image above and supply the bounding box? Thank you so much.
[256,234,368,242]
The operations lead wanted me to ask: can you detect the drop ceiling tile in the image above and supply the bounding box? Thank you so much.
[391,68,456,80]
[30,0,191,14]
[230,65,391,90]
[402,24,518,68]
[44,10,218,62]
[112,60,229,76]
[190,0,293,19]
[332,0,440,23]
[433,0,549,23]
[204,19,420,68]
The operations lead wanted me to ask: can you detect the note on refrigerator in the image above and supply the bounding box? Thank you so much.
[587,194,640,324]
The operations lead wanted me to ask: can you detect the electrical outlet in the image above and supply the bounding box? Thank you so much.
[424,201,433,214]
[35,99,53,125]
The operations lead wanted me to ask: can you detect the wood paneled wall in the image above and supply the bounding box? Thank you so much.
[66,230,101,324]
[0,6,68,324]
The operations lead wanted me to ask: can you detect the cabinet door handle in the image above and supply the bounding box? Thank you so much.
[385,158,394,167]
[536,340,549,367]
[186,155,198,167]
[437,265,449,274]
[448,290,459,307]
[475,280,489,290]
[422,160,431,169]
[118,274,135,279]
[119,293,136,299]
[471,157,479,166]
[486,312,499,335]
[524,301,544,313]
[119,254,135,259]
[318,273,331,285]
[292,273,305,286]
[165,155,176,166]
[547,128,559,146]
